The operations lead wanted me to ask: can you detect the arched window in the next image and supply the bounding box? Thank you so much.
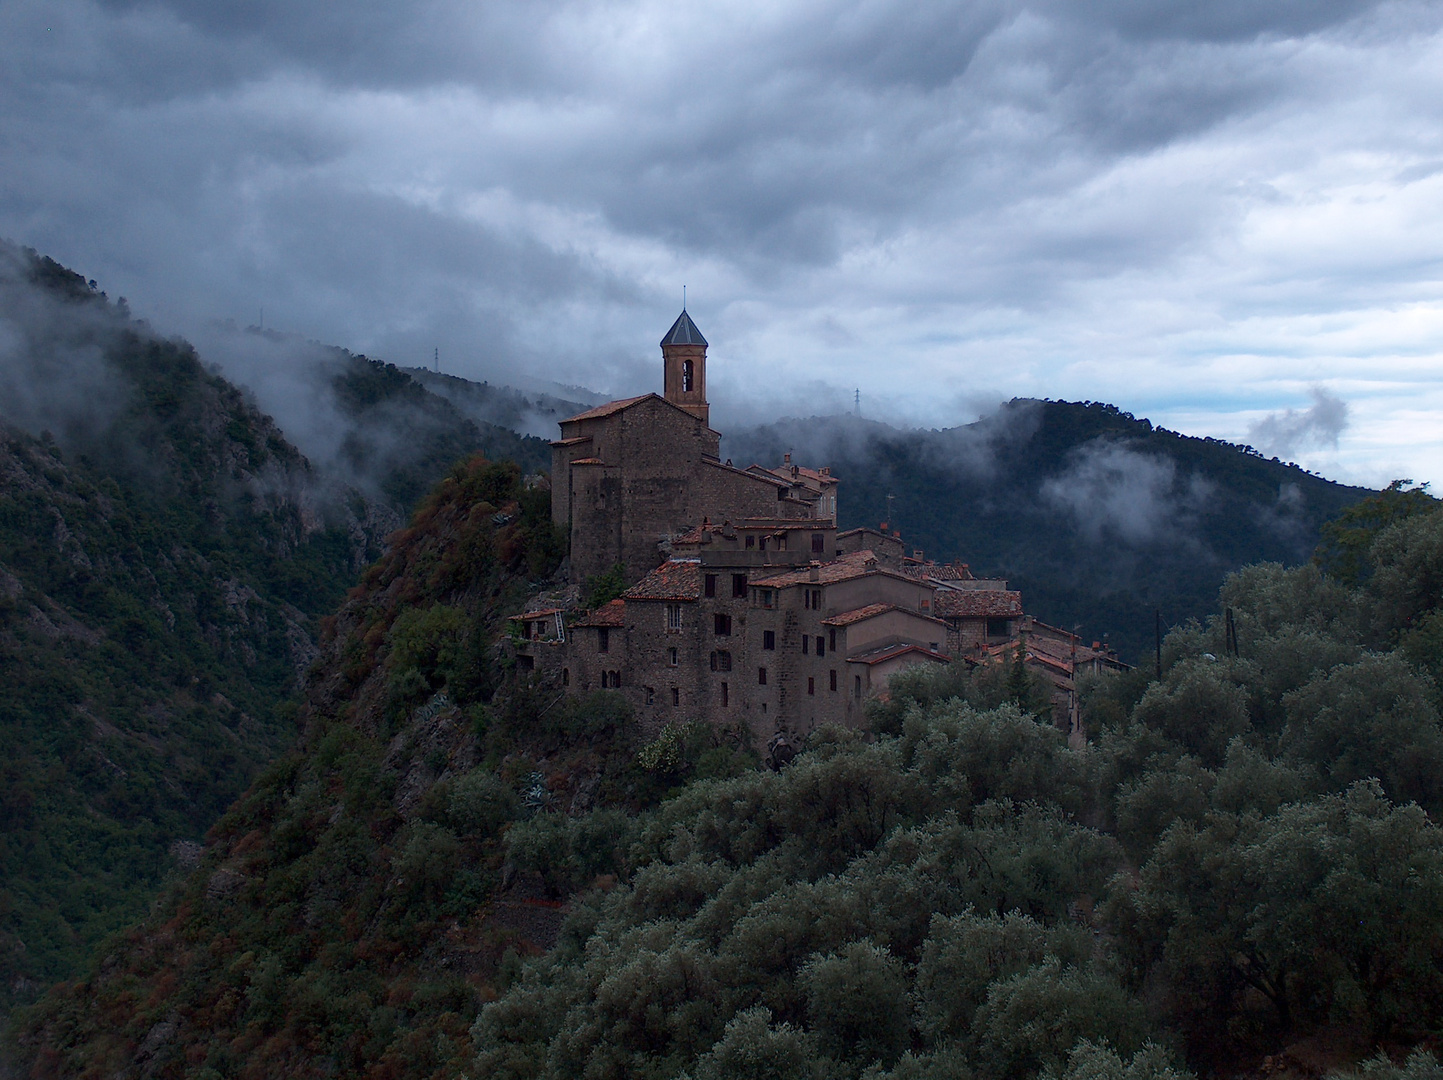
[682,359,694,393]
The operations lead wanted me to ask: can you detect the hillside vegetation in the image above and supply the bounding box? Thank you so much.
[14,466,1443,1080]
[726,405,1370,661]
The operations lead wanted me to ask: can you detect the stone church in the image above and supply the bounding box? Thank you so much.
[522,309,1121,748]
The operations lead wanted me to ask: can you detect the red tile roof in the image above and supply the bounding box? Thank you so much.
[847,642,951,666]
[752,464,839,486]
[568,457,606,465]
[561,394,655,423]
[933,589,1023,619]
[752,550,907,588]
[823,602,897,626]
[823,604,947,629]
[622,560,703,601]
[902,562,974,582]
[508,608,562,621]
[551,435,592,447]
[572,599,625,627]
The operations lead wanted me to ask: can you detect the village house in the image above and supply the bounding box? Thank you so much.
[516,308,1123,748]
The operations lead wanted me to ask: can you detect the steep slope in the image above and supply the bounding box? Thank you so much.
[725,403,1371,660]
[10,455,601,1078]
[16,485,1443,1080]
[0,245,399,1021]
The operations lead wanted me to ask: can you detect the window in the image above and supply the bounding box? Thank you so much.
[746,535,755,549]
[808,676,815,696]
[930,642,940,652]
[758,667,768,685]
[721,682,729,707]
[603,670,621,688]
[666,604,683,630]
[986,618,1010,637]
[732,574,748,598]
[802,636,809,655]
[828,628,836,652]
[709,650,732,672]
[854,674,863,699]
[777,534,788,551]
[830,669,837,692]
[682,359,694,392]
[759,536,767,551]
[671,687,680,706]
[598,628,609,653]
[645,686,655,705]
[812,532,825,553]
[714,613,732,636]
[763,630,776,651]
[668,646,678,666]
[759,589,775,609]
[816,636,825,657]
[704,574,717,598]
[804,588,821,610]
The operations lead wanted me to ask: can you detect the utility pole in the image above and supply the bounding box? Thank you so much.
[855,388,861,416]
[1155,608,1163,680]
[434,347,439,373]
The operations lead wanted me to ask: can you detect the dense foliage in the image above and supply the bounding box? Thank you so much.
[726,404,1371,661]
[15,474,1443,1079]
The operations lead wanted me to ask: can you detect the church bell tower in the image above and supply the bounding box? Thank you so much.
[661,308,709,425]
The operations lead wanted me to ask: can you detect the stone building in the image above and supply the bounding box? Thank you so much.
[517,307,1124,747]
[550,311,816,583]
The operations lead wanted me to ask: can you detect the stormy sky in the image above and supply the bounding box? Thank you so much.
[2,0,1441,488]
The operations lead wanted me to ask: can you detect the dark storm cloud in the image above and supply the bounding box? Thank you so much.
[1,0,1440,485]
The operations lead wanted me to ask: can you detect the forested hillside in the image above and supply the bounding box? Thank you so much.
[0,243,552,1027]
[15,464,1443,1080]
[726,406,1371,661]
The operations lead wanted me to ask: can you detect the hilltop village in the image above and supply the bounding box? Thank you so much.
[512,310,1125,752]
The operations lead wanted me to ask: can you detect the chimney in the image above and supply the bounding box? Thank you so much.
[784,452,791,465]
[809,564,820,582]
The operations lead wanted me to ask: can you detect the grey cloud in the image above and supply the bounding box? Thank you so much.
[1040,439,1214,546]
[1246,388,1349,460]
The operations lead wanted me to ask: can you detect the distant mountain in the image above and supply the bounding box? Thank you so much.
[725,403,1372,661]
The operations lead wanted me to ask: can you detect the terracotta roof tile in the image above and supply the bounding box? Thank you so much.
[551,435,592,447]
[847,642,951,666]
[561,394,653,423]
[569,457,605,465]
[622,560,703,602]
[902,562,973,581]
[508,608,562,621]
[573,599,625,627]
[752,550,901,588]
[823,602,898,626]
[933,590,1023,619]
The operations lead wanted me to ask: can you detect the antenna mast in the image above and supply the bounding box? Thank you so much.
[854,388,860,415]
[434,347,439,373]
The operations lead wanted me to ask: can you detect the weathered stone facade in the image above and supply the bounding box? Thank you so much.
[520,308,1124,748]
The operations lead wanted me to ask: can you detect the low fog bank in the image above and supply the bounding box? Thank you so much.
[724,401,1370,660]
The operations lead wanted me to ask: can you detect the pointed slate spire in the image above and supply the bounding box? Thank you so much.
[661,310,708,348]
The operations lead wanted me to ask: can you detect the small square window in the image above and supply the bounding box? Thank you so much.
[704,574,717,598]
[830,669,837,692]
[668,646,678,666]
[763,630,775,651]
[811,532,825,553]
[808,676,815,696]
[758,667,768,685]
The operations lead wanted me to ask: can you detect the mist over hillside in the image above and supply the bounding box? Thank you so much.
[725,404,1372,662]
